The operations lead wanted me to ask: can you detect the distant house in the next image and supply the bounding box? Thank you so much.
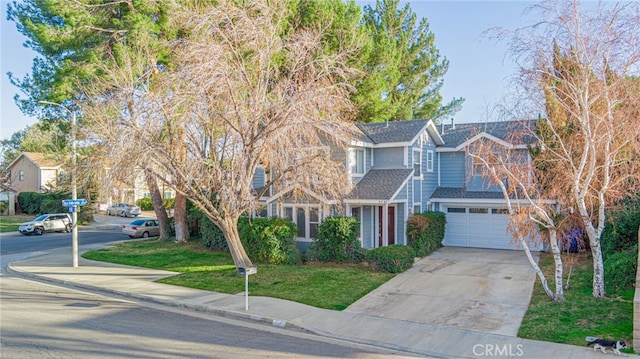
[0,184,17,215]
[255,119,542,251]
[6,152,68,194]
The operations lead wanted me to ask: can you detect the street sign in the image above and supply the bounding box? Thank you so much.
[62,199,87,207]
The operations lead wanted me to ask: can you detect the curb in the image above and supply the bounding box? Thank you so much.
[6,262,308,334]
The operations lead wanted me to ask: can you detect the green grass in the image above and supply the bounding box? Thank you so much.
[82,240,394,310]
[518,252,634,351]
[0,215,33,233]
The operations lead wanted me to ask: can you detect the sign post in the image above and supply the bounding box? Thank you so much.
[62,199,87,267]
[238,266,257,310]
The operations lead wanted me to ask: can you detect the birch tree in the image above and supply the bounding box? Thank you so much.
[497,0,640,297]
[82,0,360,269]
[468,124,565,302]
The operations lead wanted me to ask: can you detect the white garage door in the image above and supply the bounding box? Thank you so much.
[442,205,515,250]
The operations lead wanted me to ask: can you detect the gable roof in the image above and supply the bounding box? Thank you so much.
[439,120,536,150]
[346,168,413,202]
[356,119,444,146]
[7,152,66,170]
[430,187,505,200]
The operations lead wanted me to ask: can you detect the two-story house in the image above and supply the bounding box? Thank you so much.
[255,119,541,251]
[6,152,68,194]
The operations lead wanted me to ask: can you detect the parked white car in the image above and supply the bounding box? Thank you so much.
[19,213,72,235]
[106,203,141,217]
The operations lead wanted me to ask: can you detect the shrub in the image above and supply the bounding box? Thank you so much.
[164,197,175,209]
[200,218,229,252]
[307,216,364,263]
[605,246,638,291]
[18,191,70,215]
[138,197,153,211]
[365,244,416,273]
[238,217,301,265]
[18,192,43,214]
[406,211,445,257]
[0,201,7,215]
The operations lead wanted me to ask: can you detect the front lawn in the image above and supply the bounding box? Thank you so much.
[0,215,33,233]
[518,252,634,350]
[82,239,394,310]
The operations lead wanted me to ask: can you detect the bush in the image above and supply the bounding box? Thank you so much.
[138,197,153,211]
[0,201,7,215]
[238,217,301,265]
[18,191,69,215]
[365,244,416,273]
[17,192,43,214]
[200,218,229,252]
[406,211,445,257]
[307,216,364,263]
[605,246,638,291]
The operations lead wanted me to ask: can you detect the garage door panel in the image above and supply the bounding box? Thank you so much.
[443,204,514,250]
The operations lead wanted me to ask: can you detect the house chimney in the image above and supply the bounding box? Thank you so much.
[451,118,455,130]
[441,121,445,134]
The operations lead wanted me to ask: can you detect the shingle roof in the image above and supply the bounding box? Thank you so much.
[357,119,429,144]
[14,152,66,169]
[439,120,537,148]
[430,187,505,200]
[349,169,414,201]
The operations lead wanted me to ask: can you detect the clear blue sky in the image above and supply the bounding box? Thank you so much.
[0,0,534,141]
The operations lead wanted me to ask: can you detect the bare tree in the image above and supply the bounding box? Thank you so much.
[82,0,360,269]
[494,0,640,297]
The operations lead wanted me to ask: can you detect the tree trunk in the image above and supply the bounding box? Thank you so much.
[519,236,557,301]
[144,170,170,241]
[217,215,254,270]
[173,192,189,243]
[548,229,565,302]
[581,218,606,297]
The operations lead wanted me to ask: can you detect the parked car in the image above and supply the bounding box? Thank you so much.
[107,203,141,217]
[19,213,72,236]
[122,219,160,238]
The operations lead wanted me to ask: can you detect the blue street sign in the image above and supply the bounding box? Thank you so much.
[62,199,87,207]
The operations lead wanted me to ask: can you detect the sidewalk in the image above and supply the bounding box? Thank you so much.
[8,243,613,359]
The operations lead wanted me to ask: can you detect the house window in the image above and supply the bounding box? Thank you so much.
[164,191,173,199]
[18,170,24,181]
[414,205,421,214]
[309,207,319,238]
[426,150,434,172]
[351,206,362,239]
[492,208,509,214]
[469,208,488,214]
[447,207,466,213]
[413,149,421,177]
[349,148,365,175]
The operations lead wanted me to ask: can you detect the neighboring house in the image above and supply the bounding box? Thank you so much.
[255,119,541,252]
[6,152,67,194]
[0,184,17,215]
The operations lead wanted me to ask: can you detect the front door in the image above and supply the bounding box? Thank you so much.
[378,206,396,247]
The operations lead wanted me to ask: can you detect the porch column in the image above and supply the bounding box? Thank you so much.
[382,203,388,246]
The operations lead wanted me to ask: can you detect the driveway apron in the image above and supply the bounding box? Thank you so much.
[345,247,538,337]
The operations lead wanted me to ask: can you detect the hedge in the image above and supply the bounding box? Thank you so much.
[406,211,445,257]
[365,245,416,273]
[307,216,365,263]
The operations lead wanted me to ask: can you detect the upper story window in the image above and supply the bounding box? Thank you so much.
[18,170,24,181]
[349,148,365,175]
[413,149,421,177]
[426,150,434,172]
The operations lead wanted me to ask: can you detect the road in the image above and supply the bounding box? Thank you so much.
[1,217,417,359]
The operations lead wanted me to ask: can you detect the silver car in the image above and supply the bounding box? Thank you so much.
[122,219,160,238]
[19,213,72,236]
[107,203,141,217]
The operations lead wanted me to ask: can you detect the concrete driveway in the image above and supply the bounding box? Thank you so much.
[345,247,538,336]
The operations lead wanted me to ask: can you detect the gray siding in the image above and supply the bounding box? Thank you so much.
[362,205,374,249]
[396,204,406,245]
[373,147,404,168]
[439,152,465,187]
[252,168,265,188]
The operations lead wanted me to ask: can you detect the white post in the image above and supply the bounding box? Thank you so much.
[41,101,78,267]
[245,272,249,310]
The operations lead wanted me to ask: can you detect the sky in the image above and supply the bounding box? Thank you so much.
[0,0,535,141]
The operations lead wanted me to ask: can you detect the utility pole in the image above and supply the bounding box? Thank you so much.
[41,101,79,267]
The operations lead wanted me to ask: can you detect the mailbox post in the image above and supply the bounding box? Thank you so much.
[238,266,257,310]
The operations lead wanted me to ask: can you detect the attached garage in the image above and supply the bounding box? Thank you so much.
[442,204,518,250]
